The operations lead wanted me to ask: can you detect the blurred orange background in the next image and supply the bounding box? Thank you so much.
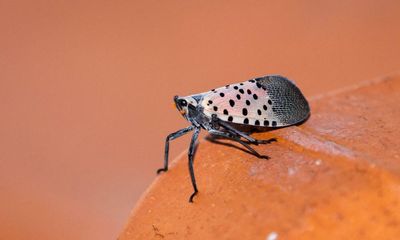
[1,0,400,239]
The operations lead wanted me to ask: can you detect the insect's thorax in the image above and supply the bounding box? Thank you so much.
[186,102,214,130]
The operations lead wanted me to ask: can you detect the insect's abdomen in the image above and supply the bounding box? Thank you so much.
[257,75,310,125]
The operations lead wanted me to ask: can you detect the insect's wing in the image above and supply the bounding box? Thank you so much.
[256,75,310,126]
[201,75,310,127]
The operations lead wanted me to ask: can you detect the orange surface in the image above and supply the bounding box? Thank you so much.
[120,76,400,240]
[1,1,400,239]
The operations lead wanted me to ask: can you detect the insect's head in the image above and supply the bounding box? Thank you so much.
[174,95,199,119]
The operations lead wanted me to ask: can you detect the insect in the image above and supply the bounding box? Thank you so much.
[157,75,310,202]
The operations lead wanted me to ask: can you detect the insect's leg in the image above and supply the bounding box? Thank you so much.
[255,138,277,144]
[209,130,270,159]
[217,120,276,145]
[188,127,201,203]
[157,125,195,174]
[217,120,258,143]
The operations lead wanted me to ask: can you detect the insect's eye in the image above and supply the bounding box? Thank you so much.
[180,99,187,106]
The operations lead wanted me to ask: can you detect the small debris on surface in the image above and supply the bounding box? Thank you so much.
[288,167,296,176]
[266,231,278,240]
[315,159,322,165]
[152,224,164,239]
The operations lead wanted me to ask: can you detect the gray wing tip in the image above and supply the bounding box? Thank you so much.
[256,74,297,86]
[255,74,310,126]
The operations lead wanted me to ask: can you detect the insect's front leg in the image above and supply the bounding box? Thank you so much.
[188,127,201,203]
[157,125,195,174]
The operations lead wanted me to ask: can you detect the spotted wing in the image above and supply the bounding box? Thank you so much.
[200,75,310,127]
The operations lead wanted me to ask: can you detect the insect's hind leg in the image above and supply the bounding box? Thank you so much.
[252,138,277,145]
[217,120,276,145]
[209,130,270,159]
[157,125,195,174]
[216,120,257,143]
[188,127,201,203]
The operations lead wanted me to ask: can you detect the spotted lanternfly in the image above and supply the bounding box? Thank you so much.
[157,75,310,202]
